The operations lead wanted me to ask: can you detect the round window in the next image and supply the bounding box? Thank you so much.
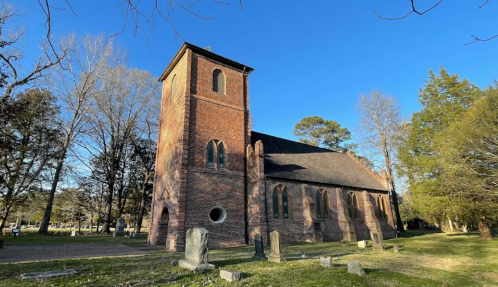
[209,206,227,223]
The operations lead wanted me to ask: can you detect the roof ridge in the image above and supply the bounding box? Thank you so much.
[250,130,338,154]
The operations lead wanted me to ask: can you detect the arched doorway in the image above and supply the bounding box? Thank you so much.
[157,206,169,245]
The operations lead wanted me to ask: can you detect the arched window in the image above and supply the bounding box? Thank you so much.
[273,184,291,220]
[316,190,330,220]
[217,143,225,169]
[377,195,387,219]
[206,140,227,169]
[347,193,359,219]
[316,192,322,219]
[213,69,225,94]
[323,191,330,219]
[207,141,215,168]
[282,188,289,219]
[273,188,280,218]
[171,75,177,100]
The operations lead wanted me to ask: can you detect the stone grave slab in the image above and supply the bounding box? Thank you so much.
[347,261,366,276]
[113,217,126,237]
[21,269,77,280]
[253,233,267,259]
[268,231,286,263]
[319,256,333,267]
[357,240,368,248]
[178,227,215,271]
[371,232,384,250]
[220,270,241,282]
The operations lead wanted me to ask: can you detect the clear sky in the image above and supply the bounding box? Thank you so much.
[16,0,498,143]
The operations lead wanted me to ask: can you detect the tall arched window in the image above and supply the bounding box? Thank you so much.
[213,69,225,94]
[316,190,330,220]
[207,141,215,168]
[316,192,322,219]
[323,191,330,219]
[273,184,291,219]
[273,188,280,218]
[217,143,225,169]
[347,193,359,219]
[171,75,177,100]
[282,188,289,219]
[377,195,387,219]
[206,140,227,169]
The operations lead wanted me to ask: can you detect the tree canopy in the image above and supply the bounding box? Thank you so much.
[397,67,483,232]
[293,116,354,152]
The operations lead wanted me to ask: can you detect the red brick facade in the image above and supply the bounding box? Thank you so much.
[149,43,396,251]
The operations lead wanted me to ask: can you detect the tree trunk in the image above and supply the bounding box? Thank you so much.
[38,150,66,234]
[103,181,115,234]
[135,187,147,234]
[0,205,13,231]
[479,219,493,240]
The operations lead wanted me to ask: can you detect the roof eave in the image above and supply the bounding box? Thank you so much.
[158,42,254,82]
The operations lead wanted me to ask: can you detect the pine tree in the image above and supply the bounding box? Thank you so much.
[398,67,481,225]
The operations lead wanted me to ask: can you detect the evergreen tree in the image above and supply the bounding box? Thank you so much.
[438,86,498,239]
[398,67,481,225]
[293,116,355,152]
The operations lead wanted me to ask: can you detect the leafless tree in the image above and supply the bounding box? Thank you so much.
[79,65,160,234]
[0,2,69,100]
[374,0,497,45]
[37,35,126,234]
[356,89,405,232]
[37,0,244,48]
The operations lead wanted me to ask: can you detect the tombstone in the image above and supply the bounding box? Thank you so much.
[178,227,215,271]
[268,231,286,263]
[70,230,76,237]
[253,233,267,259]
[357,240,368,248]
[371,232,384,250]
[347,261,366,276]
[319,256,333,267]
[113,217,126,237]
[220,270,241,282]
[393,244,400,253]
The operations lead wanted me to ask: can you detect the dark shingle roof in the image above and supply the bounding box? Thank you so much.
[250,131,388,192]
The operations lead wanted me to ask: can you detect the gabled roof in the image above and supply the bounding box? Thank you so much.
[159,42,254,82]
[251,131,388,192]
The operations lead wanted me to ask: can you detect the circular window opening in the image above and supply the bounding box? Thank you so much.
[209,207,227,223]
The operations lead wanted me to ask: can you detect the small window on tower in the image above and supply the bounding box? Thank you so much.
[218,143,225,169]
[207,141,215,168]
[213,69,225,94]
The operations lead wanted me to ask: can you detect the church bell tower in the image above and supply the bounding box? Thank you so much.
[148,43,254,251]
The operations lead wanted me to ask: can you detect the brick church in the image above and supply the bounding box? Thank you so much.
[148,43,396,251]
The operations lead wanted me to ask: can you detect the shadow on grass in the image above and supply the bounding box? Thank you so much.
[400,230,440,238]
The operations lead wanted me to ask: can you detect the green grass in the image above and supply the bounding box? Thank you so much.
[0,231,148,246]
[0,231,497,286]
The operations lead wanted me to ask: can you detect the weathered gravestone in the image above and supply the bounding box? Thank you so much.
[220,270,241,282]
[393,244,400,253]
[70,231,76,237]
[253,233,267,259]
[178,227,215,271]
[357,240,368,248]
[347,261,366,276]
[371,232,384,250]
[268,231,286,263]
[113,217,126,237]
[319,256,333,267]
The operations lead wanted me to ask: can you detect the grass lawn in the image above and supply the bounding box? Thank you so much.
[0,230,497,286]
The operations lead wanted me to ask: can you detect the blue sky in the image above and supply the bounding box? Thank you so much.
[17,0,498,143]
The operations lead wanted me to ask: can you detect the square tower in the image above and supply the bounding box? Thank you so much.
[148,43,253,251]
